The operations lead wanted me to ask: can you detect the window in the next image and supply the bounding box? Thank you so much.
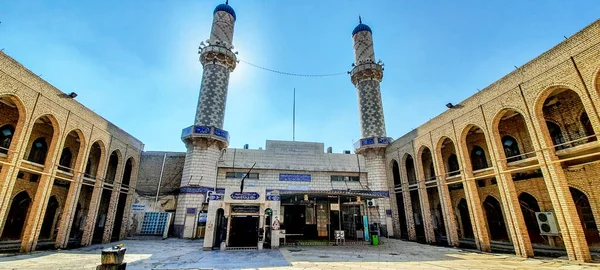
[502,135,521,162]
[470,145,488,170]
[331,175,360,182]
[226,172,259,179]
[27,137,48,164]
[447,154,460,176]
[58,148,73,172]
[0,125,15,154]
[546,121,566,149]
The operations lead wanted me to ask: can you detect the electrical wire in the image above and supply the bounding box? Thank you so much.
[238,59,348,77]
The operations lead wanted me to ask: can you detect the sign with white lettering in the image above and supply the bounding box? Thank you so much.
[230,192,260,200]
[330,203,340,211]
[280,174,311,182]
[131,204,146,213]
[231,205,260,213]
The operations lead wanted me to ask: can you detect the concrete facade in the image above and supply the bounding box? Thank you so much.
[0,51,143,252]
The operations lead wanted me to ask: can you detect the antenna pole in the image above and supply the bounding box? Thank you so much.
[293,88,296,141]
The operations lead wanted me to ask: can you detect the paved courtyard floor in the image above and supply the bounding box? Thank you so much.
[0,238,598,269]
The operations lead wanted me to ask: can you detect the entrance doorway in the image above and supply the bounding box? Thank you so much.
[229,216,258,247]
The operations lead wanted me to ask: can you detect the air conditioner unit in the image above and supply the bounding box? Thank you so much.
[367,199,377,207]
[535,212,559,235]
[205,191,214,203]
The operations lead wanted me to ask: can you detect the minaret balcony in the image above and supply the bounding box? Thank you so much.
[181,125,229,145]
[353,136,393,153]
[199,45,237,70]
[350,62,383,85]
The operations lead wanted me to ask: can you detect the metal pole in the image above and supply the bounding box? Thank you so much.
[338,195,342,231]
[155,153,167,209]
[293,88,296,141]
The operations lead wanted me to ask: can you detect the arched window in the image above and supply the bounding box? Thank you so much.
[501,135,521,162]
[0,124,15,154]
[580,112,596,142]
[447,154,460,176]
[58,148,73,172]
[27,137,48,164]
[391,160,401,186]
[546,121,566,149]
[405,155,417,185]
[429,163,436,180]
[470,145,488,170]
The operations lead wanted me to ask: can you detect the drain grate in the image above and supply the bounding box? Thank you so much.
[225,247,258,251]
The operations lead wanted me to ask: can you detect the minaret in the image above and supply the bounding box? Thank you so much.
[350,17,394,236]
[176,2,237,238]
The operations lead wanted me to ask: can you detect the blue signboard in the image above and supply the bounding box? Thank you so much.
[209,194,223,201]
[214,128,228,139]
[361,138,375,146]
[377,137,391,144]
[266,195,280,201]
[279,174,312,182]
[230,192,260,200]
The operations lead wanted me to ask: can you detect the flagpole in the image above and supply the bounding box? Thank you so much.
[293,88,296,141]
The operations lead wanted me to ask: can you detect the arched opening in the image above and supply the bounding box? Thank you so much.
[25,115,55,165]
[470,146,488,171]
[1,191,31,240]
[84,142,103,179]
[405,155,417,185]
[58,148,72,172]
[569,187,600,247]
[111,193,127,241]
[93,189,112,244]
[421,146,447,244]
[410,190,425,243]
[518,193,544,244]
[0,96,23,156]
[440,138,460,177]
[483,196,509,242]
[213,208,227,248]
[391,160,401,186]
[395,192,409,240]
[580,112,597,142]
[39,196,59,240]
[456,198,474,239]
[496,109,535,162]
[122,158,134,186]
[545,121,566,150]
[447,154,459,176]
[27,137,48,164]
[501,135,521,162]
[464,125,491,171]
[105,151,120,184]
[0,124,15,155]
[540,88,596,150]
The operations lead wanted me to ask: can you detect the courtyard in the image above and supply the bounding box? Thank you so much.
[0,238,597,270]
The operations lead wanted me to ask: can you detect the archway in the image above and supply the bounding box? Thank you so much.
[0,95,24,156]
[518,193,543,244]
[495,109,535,162]
[395,192,409,240]
[421,147,446,242]
[105,151,120,183]
[111,193,127,241]
[464,125,491,171]
[25,115,57,165]
[540,88,596,150]
[84,142,103,179]
[0,125,15,155]
[457,198,474,239]
[1,191,31,240]
[39,196,59,240]
[405,155,417,185]
[570,187,600,247]
[122,158,134,186]
[483,196,509,242]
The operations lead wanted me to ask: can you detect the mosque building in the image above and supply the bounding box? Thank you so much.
[0,0,599,263]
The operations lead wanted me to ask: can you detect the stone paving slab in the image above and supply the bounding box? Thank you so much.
[0,238,597,269]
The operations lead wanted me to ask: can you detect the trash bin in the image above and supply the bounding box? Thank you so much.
[371,234,379,246]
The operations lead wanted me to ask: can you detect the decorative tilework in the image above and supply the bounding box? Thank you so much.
[361,138,375,145]
[210,11,235,45]
[195,64,230,128]
[214,128,228,139]
[279,174,312,182]
[357,80,386,138]
[195,126,212,134]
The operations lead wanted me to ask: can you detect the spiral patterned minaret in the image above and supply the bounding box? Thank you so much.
[176,2,237,238]
[350,17,395,237]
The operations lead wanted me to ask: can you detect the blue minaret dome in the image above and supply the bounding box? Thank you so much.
[214,1,236,20]
[352,16,372,36]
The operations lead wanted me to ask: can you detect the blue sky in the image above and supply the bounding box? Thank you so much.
[1,1,598,152]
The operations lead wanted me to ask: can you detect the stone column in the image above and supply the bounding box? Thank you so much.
[414,149,435,244]
[398,158,416,240]
[80,144,110,247]
[102,156,126,243]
